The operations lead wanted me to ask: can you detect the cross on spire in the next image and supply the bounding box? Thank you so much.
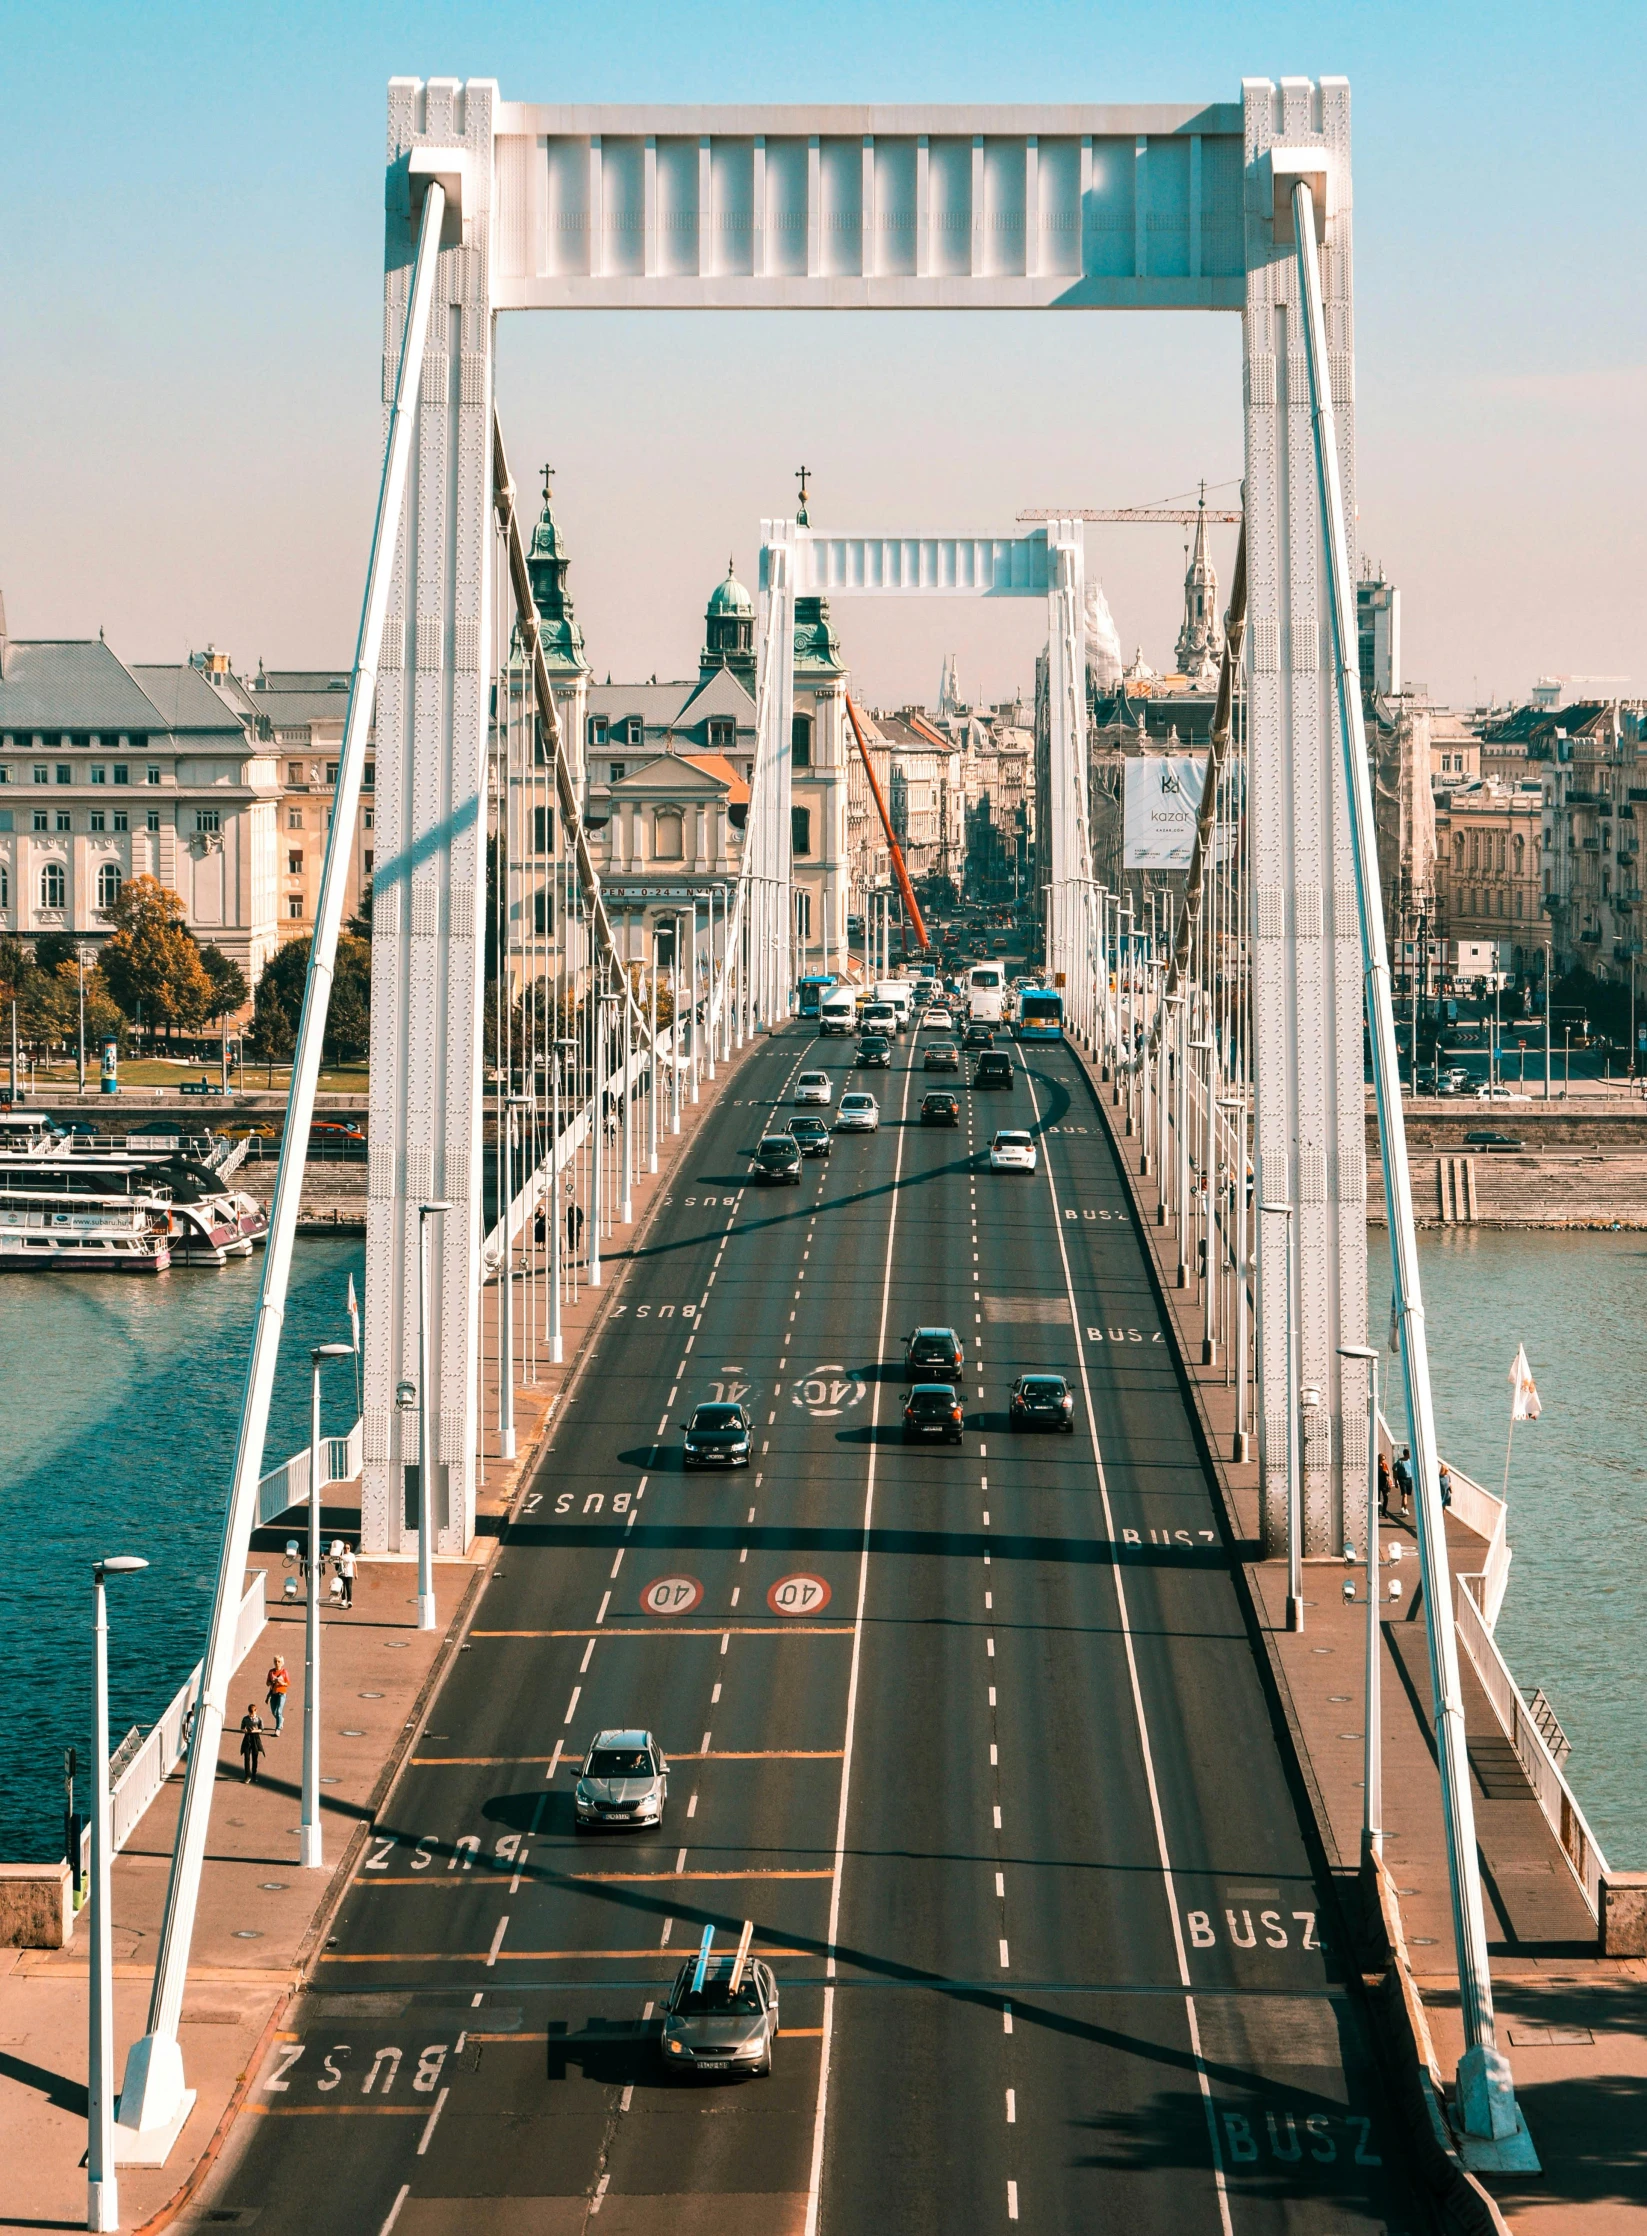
[541,463,555,506]
[795,464,811,525]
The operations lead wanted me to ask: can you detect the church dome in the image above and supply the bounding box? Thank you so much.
[707,560,753,618]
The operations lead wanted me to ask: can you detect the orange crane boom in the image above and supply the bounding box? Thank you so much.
[843,693,930,953]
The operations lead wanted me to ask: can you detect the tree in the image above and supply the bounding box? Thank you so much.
[199,944,249,1022]
[251,931,372,1073]
[99,875,213,1041]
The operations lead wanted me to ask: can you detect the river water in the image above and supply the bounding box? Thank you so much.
[0,1238,364,1862]
[1373,1228,1647,1868]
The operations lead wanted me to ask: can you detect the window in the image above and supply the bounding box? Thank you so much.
[288,807,303,829]
[90,765,105,785]
[533,804,554,853]
[796,890,812,938]
[32,766,47,784]
[363,850,373,876]
[288,895,304,918]
[534,887,553,935]
[791,714,813,769]
[791,805,812,857]
[90,810,105,832]
[97,863,122,909]
[147,809,161,832]
[112,809,128,832]
[55,810,71,832]
[653,808,684,860]
[326,763,338,785]
[40,863,66,908]
[707,716,736,752]
[622,716,645,746]
[197,809,221,834]
[363,808,373,830]
[112,764,129,786]
[146,765,161,785]
[32,810,48,832]
[288,762,302,783]
[288,850,304,875]
[587,715,609,747]
[0,766,8,783]
[0,866,6,907]
[56,764,71,785]
[363,762,374,790]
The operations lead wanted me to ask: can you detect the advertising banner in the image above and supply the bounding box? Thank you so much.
[1122,755,1207,868]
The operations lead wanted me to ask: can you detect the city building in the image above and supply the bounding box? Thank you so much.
[0,606,281,984]
[1432,778,1546,973]
[242,666,376,942]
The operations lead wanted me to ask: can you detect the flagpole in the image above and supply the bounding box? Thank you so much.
[1501,1408,1516,1501]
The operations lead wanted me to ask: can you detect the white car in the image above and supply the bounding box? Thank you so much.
[835,1091,880,1133]
[794,1071,833,1106]
[989,1128,1038,1173]
[923,1008,956,1033]
[1474,1084,1530,1102]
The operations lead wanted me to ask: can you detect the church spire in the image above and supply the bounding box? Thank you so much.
[523,464,588,677]
[1174,481,1224,685]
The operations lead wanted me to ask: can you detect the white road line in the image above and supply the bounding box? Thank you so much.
[610,1549,625,1577]
[1007,2177,1020,2220]
[995,1872,1006,1898]
[620,2083,634,2113]
[1002,2000,1013,2034]
[1005,2087,1016,2124]
[675,1847,688,1874]
[417,2084,449,2154]
[564,1685,581,1723]
[687,1792,698,1818]
[999,1939,1010,1968]
[993,1805,1002,1829]
[378,2183,410,2235]
[700,1731,711,1754]
[579,1638,596,1673]
[546,1742,563,1781]
[590,2172,610,2213]
[595,1591,611,1625]
[804,1038,915,2236]
[1024,1061,1233,2236]
[509,1846,530,1894]
[660,1919,673,1945]
[987,1637,995,1658]
[486,1915,509,1966]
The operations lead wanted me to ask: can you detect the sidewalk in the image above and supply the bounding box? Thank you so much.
[1081,1046,1647,2230]
[0,1040,762,2231]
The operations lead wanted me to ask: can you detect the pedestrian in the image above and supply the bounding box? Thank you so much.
[1439,1462,1454,1511]
[567,1201,585,1258]
[1377,1449,1393,1518]
[1393,1446,1414,1519]
[338,1543,356,1610]
[265,1653,290,1735]
[239,1705,265,1784]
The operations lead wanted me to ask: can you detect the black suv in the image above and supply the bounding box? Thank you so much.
[903,1384,964,1443]
[974,1051,1014,1089]
[905,1325,964,1376]
[1009,1374,1075,1432]
[752,1134,802,1186]
[920,1092,960,1126]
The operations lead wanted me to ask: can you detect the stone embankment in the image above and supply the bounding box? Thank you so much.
[1365,1104,1647,1227]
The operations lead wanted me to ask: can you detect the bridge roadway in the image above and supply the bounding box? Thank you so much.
[212,1018,1420,2233]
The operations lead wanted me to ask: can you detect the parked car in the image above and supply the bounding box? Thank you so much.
[920,1092,961,1126]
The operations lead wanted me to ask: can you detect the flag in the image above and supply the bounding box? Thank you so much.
[1508,1344,1541,1422]
[346,1272,360,1354]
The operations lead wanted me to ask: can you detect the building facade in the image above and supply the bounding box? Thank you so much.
[242,667,377,942]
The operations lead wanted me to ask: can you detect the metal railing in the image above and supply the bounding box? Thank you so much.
[1454,1573,1610,1917]
[80,1573,267,1880]
[255,1416,364,1527]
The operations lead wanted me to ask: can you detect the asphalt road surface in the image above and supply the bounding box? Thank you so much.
[209,1009,1420,2235]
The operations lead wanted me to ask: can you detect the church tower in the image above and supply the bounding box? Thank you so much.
[701,560,756,689]
[1174,485,1225,686]
[522,466,590,784]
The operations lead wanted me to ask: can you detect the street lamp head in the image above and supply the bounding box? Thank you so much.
[418,1199,453,1216]
[96,1556,148,1578]
[1338,1344,1379,1362]
[312,1341,354,1362]
[1259,1200,1294,1217]
[394,1378,418,1410]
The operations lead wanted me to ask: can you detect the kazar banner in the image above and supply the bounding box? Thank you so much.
[1122,755,1207,868]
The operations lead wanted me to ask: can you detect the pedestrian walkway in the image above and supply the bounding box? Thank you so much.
[1085,1048,1647,2231]
[0,1041,759,2231]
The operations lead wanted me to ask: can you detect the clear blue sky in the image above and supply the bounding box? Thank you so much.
[1,0,1641,707]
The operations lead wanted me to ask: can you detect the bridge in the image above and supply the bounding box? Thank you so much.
[91,70,1597,2232]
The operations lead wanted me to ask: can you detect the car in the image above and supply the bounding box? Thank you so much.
[794,1070,833,1106]
[661,1942,780,2077]
[1437,1068,1472,1096]
[923,1041,960,1072]
[923,1007,956,1033]
[574,1730,669,1831]
[682,1401,754,1467]
[857,1036,892,1069]
[974,1051,1015,1089]
[903,1382,964,1442]
[1463,1129,1525,1153]
[905,1325,964,1375]
[789,1114,832,1157]
[1474,1084,1530,1102]
[921,1092,961,1126]
[752,1134,802,1185]
[1009,1373,1076,1432]
[989,1128,1036,1171]
[835,1092,880,1132]
[964,1023,994,1049]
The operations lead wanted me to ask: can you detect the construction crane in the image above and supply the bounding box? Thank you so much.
[1016,505,1242,525]
[844,693,930,955]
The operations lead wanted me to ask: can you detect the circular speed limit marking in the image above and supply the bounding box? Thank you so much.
[767,1573,832,1618]
[640,1574,704,1617]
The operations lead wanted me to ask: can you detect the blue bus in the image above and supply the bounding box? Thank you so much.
[797,974,838,1019]
[1014,988,1064,1041]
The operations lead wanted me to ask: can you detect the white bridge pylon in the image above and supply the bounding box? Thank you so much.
[122,74,1531,2177]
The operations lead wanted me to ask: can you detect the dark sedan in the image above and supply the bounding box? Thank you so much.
[905,1325,964,1375]
[923,1041,960,1072]
[903,1383,964,1443]
[920,1092,961,1126]
[682,1402,754,1468]
[1464,1129,1525,1153]
[751,1134,802,1185]
[857,1036,892,1068]
[1009,1373,1076,1432]
[964,1022,994,1049]
[788,1115,833,1158]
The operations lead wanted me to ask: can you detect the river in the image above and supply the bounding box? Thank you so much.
[0,1238,364,1863]
[1373,1228,1647,1868]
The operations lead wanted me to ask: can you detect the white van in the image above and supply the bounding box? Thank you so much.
[819,989,858,1035]
[875,981,914,1031]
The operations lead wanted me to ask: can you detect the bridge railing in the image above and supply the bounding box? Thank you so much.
[255,1417,364,1528]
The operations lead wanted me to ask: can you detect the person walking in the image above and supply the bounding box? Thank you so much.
[338,1544,356,1611]
[265,1653,290,1735]
[567,1201,585,1260]
[239,1705,265,1784]
[1439,1462,1454,1511]
[1393,1446,1414,1520]
[1377,1449,1393,1518]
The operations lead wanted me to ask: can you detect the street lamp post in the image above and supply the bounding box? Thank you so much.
[551,1038,574,1365]
[301,1344,353,1869]
[1340,1343,1383,1863]
[89,1553,148,2232]
[1190,1034,1216,1359]
[499,1099,520,1462]
[415,1201,452,1631]
[77,949,88,1096]
[1261,1199,1304,1631]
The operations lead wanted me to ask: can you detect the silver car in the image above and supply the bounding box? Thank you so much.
[660,1946,780,2077]
[573,1729,668,1831]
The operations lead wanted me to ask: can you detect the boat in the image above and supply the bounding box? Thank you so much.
[0,1187,172,1272]
[0,1131,267,1265]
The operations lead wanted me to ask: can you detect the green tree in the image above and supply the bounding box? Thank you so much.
[199,944,249,1021]
[99,874,213,1043]
[251,931,372,1073]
